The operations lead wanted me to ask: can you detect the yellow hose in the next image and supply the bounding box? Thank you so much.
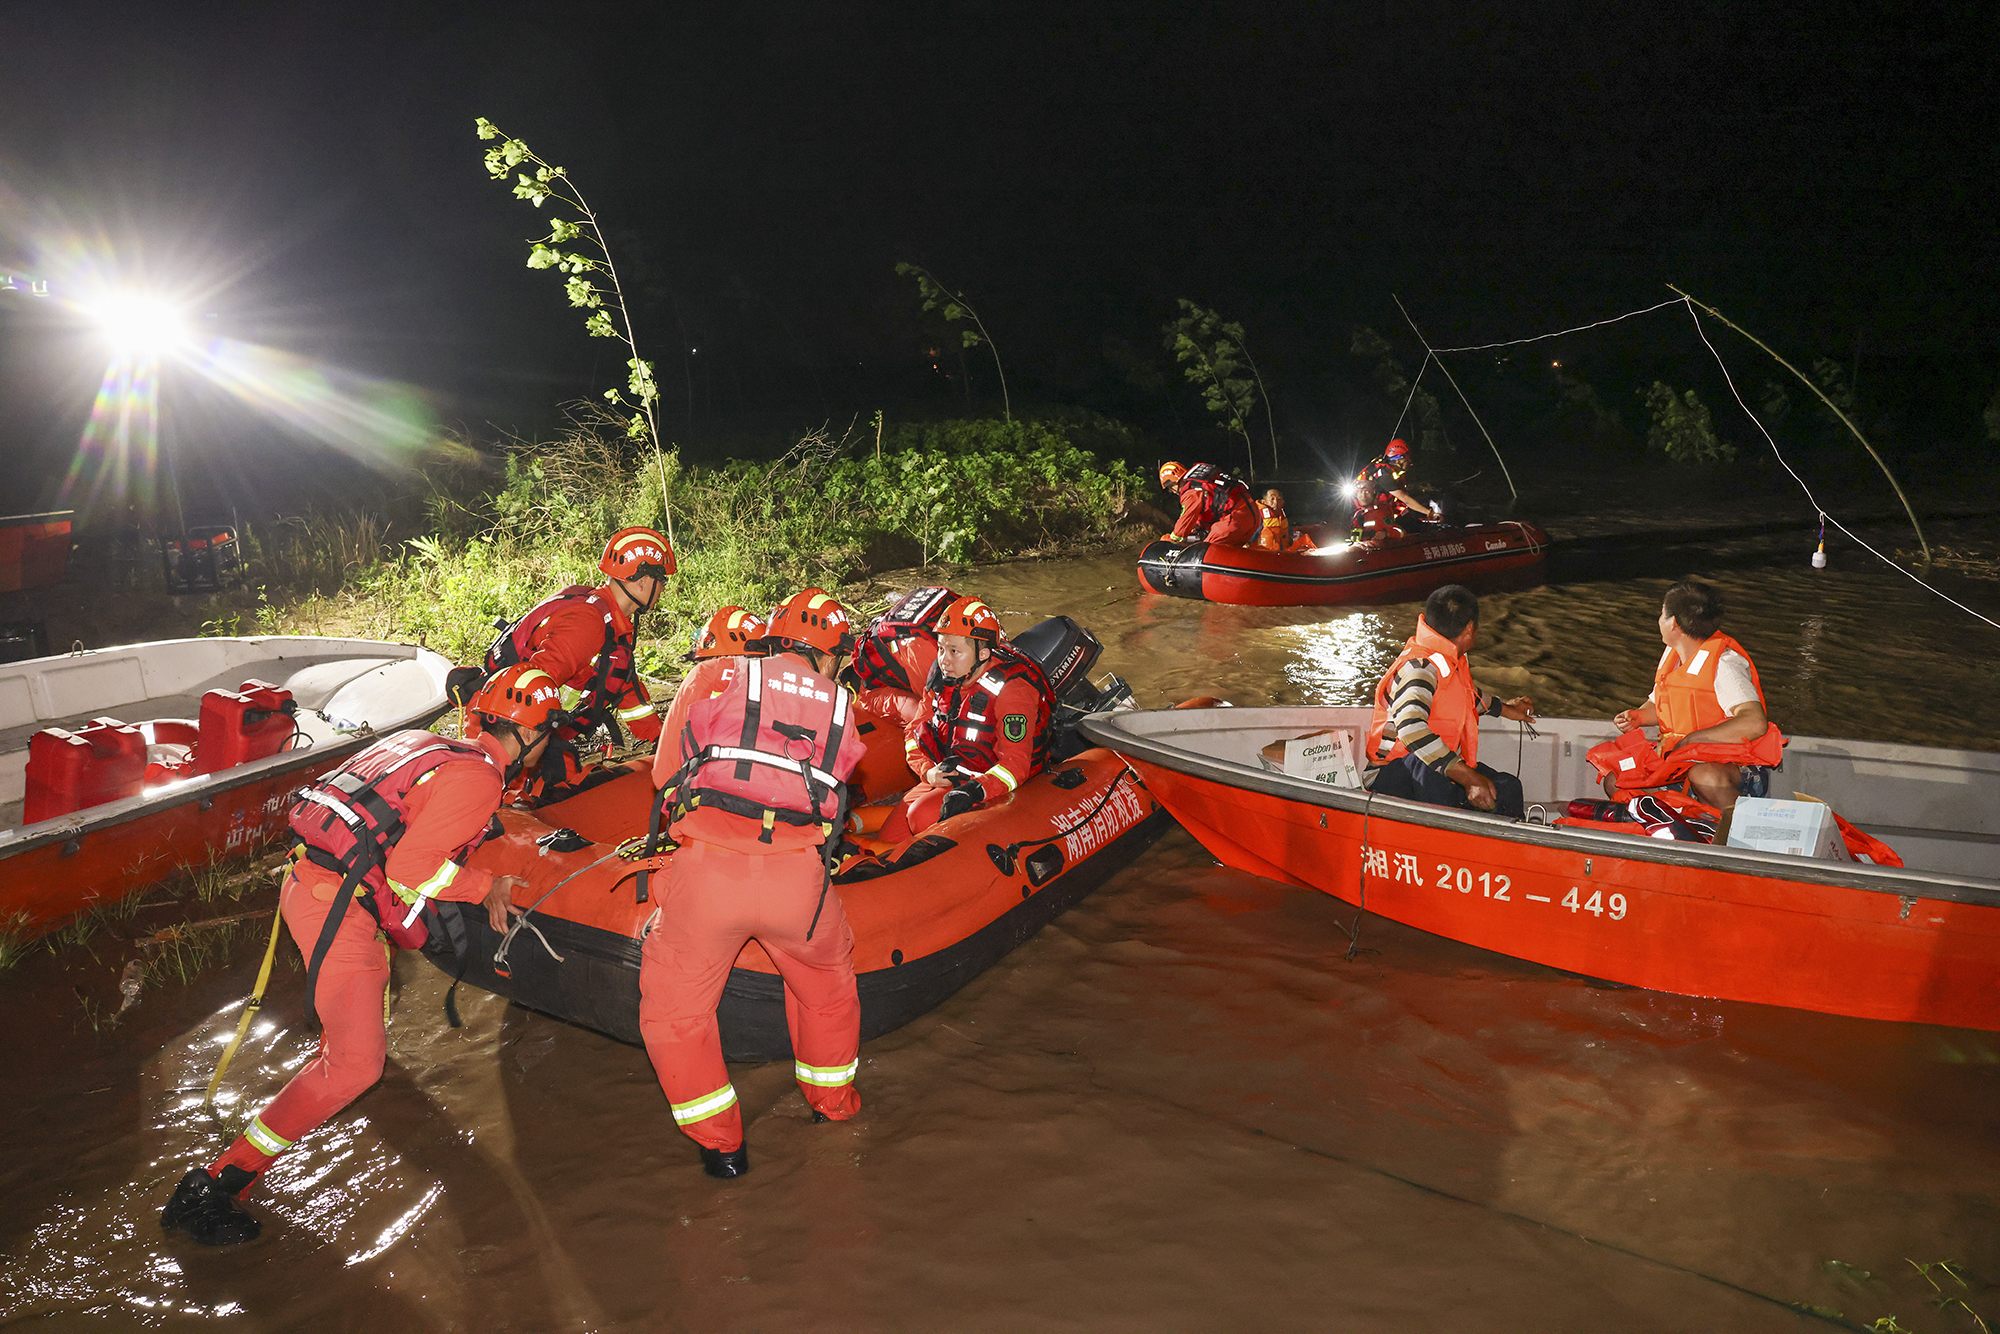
[201,901,286,1110]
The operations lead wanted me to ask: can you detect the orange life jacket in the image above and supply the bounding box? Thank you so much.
[670,653,859,849]
[1366,616,1481,767]
[1654,632,1763,752]
[1586,725,1786,796]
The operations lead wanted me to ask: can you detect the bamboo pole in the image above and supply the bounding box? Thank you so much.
[1669,285,1928,565]
[1393,296,1519,505]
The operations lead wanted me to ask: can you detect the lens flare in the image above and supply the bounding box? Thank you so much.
[89,293,188,353]
[60,353,164,520]
[186,339,436,471]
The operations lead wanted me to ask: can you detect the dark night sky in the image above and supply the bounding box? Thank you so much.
[2,0,1996,515]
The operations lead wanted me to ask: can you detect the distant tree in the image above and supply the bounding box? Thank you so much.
[1351,327,1446,454]
[1754,379,1791,428]
[895,263,1010,422]
[1809,356,1859,427]
[1641,382,1735,464]
[1165,301,1266,479]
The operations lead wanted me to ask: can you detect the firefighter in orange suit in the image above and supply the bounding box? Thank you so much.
[1159,461,1260,546]
[160,665,563,1246]
[878,596,1055,845]
[483,525,673,803]
[640,588,864,1178]
[652,606,767,786]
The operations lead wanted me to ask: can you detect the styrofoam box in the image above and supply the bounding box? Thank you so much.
[1725,795,1849,861]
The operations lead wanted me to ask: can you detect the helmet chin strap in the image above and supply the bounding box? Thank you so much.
[617,577,659,614]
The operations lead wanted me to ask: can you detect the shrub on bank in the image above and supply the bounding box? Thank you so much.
[260,415,1144,675]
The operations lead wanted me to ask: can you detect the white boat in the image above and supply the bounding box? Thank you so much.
[2,636,453,935]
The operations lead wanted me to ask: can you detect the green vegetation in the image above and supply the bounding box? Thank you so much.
[1640,381,1735,464]
[1166,301,1273,479]
[476,119,663,457]
[895,263,1012,422]
[260,414,1143,672]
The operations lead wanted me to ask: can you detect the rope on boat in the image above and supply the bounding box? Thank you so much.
[492,849,623,974]
[1396,295,1520,505]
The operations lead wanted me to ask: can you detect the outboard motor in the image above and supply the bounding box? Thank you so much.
[1012,616,1136,759]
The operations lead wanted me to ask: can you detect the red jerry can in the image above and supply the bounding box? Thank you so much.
[23,717,148,824]
[192,679,298,775]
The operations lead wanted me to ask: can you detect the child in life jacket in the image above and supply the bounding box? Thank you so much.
[1251,489,1316,553]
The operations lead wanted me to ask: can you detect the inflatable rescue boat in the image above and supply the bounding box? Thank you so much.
[1137,520,1548,606]
[425,617,1173,1059]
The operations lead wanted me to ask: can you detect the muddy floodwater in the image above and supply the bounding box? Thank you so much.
[5,514,1999,1331]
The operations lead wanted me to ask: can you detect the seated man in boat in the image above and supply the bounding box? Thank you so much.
[1364,584,1535,817]
[877,595,1057,843]
[641,588,863,1180]
[1159,460,1259,547]
[1602,580,1781,814]
[480,525,673,804]
[1251,488,1317,553]
[160,666,553,1246]
[651,606,766,786]
[1348,438,1439,538]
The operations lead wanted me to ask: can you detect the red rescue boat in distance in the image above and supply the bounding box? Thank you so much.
[1136,520,1548,606]
[1079,705,2000,1031]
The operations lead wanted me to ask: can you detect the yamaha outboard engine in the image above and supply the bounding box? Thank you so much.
[1012,616,1136,759]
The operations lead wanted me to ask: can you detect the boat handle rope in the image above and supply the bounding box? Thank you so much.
[492,849,623,976]
[986,765,1140,876]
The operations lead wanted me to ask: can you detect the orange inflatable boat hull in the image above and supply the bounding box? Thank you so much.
[426,731,1171,1060]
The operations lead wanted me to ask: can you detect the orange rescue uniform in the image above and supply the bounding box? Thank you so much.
[209,731,510,1185]
[638,652,864,1152]
[881,666,1047,844]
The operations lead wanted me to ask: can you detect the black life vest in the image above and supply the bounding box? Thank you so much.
[1180,463,1254,528]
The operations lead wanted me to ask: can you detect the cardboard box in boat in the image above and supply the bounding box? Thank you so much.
[1725,795,1850,861]
[1259,728,1364,789]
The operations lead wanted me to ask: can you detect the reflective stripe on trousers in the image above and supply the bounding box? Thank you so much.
[670,1082,740,1125]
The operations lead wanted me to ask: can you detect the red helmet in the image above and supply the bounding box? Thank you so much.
[687,606,767,660]
[600,526,675,582]
[470,664,566,732]
[1158,461,1187,490]
[759,588,855,656]
[936,595,1002,644]
[1384,438,1410,460]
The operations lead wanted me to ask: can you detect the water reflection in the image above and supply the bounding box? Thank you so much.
[1279,612,1399,704]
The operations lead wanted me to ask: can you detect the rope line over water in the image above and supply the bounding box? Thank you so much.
[1404,290,1997,632]
[1430,297,1687,353]
[1682,300,2000,632]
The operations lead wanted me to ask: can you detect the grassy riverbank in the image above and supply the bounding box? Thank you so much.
[229,413,1154,676]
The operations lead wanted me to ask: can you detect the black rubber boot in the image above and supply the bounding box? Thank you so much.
[700,1145,750,1179]
[160,1166,261,1246]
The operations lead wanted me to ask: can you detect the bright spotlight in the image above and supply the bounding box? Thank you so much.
[1339,481,1358,500]
[91,293,188,354]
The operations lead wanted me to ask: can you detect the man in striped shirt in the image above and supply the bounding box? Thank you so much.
[1363,585,1534,817]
